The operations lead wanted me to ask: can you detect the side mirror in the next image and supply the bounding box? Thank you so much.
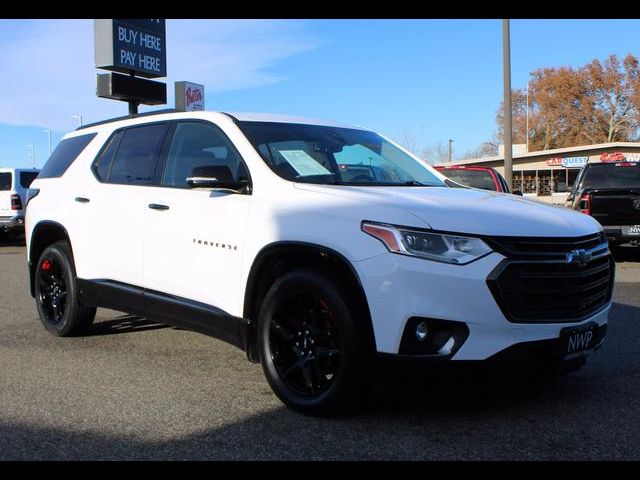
[512,190,523,196]
[186,165,243,191]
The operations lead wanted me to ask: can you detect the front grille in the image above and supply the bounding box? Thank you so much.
[486,232,606,259]
[487,235,614,323]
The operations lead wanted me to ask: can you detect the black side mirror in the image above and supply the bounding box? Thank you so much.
[186,165,243,191]
[512,190,524,196]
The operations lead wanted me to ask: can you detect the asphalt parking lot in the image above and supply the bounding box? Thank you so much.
[0,238,639,460]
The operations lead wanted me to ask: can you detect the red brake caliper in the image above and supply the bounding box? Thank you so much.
[41,259,52,272]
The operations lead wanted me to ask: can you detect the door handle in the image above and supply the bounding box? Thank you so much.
[75,197,90,203]
[148,203,170,211]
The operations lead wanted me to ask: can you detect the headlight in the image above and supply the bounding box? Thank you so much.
[361,222,492,265]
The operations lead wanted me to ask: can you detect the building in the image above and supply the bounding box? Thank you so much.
[435,142,640,203]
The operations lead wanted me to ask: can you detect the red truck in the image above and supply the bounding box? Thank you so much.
[434,165,512,193]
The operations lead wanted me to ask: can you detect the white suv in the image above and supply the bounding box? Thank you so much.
[25,110,614,414]
[0,167,40,238]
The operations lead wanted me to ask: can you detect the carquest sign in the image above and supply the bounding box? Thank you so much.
[95,19,167,78]
[546,156,589,168]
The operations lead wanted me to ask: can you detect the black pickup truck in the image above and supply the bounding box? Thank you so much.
[569,161,640,246]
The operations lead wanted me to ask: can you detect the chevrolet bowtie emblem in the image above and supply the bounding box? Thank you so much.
[566,249,592,266]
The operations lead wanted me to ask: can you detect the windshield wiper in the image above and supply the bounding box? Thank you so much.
[296,173,341,185]
[403,180,428,186]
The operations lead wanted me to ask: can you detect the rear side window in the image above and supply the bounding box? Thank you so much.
[0,172,11,191]
[106,123,169,185]
[20,171,39,188]
[92,130,124,181]
[38,133,97,179]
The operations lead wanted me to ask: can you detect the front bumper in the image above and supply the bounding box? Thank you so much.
[603,226,640,244]
[354,251,611,360]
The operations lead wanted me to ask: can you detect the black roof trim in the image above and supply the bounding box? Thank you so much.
[75,109,180,131]
[220,112,240,123]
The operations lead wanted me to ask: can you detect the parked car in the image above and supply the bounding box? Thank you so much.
[434,165,512,193]
[0,167,40,238]
[26,110,613,415]
[569,161,640,247]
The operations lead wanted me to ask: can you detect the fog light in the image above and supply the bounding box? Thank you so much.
[415,322,429,342]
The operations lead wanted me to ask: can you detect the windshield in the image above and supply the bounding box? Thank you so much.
[438,169,497,191]
[582,163,640,189]
[238,121,445,187]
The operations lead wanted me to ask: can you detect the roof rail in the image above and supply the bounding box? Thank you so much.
[75,108,181,131]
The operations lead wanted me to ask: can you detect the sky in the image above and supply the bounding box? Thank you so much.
[1,18,639,169]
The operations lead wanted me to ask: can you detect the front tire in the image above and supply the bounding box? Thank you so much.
[258,269,372,416]
[34,241,96,336]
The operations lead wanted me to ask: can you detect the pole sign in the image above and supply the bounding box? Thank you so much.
[95,19,166,78]
[175,81,205,111]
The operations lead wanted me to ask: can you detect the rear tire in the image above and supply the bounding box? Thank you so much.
[258,269,372,416]
[34,241,96,336]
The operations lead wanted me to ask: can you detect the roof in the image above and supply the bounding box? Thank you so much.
[76,109,365,132]
[226,111,365,129]
[435,141,640,167]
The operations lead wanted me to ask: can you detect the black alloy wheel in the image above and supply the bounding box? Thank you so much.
[34,241,96,336]
[38,255,68,324]
[269,292,341,396]
[258,269,371,415]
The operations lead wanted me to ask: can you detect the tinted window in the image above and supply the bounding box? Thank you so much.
[19,171,39,188]
[581,163,640,189]
[239,122,444,187]
[38,133,97,179]
[440,169,497,191]
[92,130,124,181]
[108,124,169,185]
[0,172,11,191]
[162,122,248,188]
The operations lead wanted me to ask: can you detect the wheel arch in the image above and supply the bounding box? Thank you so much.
[243,241,376,362]
[28,221,72,297]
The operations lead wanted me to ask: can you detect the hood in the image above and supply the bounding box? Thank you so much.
[293,184,602,238]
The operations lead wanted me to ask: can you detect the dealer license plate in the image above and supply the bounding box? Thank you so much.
[560,323,598,360]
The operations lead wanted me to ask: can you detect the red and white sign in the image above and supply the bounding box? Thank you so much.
[175,81,205,111]
[546,157,564,166]
[600,152,626,162]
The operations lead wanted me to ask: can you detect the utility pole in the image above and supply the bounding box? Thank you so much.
[502,19,513,189]
[526,80,530,153]
[448,139,454,163]
[72,115,83,127]
[43,129,52,157]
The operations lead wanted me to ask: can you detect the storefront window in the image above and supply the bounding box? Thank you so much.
[538,169,552,195]
[567,168,580,190]
[522,170,537,194]
[552,170,566,192]
[512,171,523,193]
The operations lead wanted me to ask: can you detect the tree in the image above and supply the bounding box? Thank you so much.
[491,53,640,152]
[396,128,449,164]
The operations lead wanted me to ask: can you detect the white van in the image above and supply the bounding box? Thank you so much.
[0,167,40,237]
